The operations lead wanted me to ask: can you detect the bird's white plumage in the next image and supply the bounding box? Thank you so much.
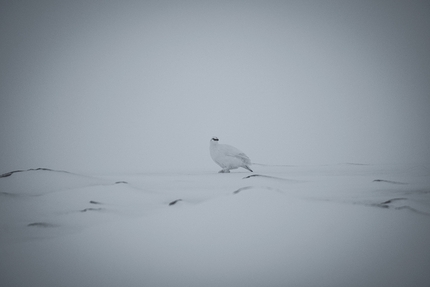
[209,137,253,173]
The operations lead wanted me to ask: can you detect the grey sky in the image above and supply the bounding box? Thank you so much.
[1,0,429,173]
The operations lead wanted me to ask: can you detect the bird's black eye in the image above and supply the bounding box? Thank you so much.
[212,137,219,141]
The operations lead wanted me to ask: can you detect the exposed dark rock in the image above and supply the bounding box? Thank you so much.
[0,168,71,178]
[169,199,182,206]
[375,198,407,208]
[380,198,408,205]
[80,208,103,212]
[233,186,254,194]
[27,222,58,228]
[371,198,430,216]
[373,179,408,185]
[243,174,301,182]
[243,174,285,180]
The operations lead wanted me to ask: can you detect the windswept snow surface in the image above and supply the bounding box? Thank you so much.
[1,164,430,287]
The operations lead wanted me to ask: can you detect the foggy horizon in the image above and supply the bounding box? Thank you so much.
[1,0,429,173]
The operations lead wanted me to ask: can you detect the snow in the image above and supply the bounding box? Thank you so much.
[1,164,430,287]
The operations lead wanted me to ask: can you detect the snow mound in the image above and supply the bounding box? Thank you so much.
[1,164,430,287]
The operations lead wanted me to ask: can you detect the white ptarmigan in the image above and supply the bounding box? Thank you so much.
[209,137,253,173]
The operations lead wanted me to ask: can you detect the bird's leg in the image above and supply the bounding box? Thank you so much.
[218,169,230,173]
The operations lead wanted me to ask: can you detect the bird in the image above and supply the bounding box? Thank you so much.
[209,137,253,173]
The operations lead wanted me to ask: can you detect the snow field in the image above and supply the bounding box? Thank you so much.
[1,164,429,287]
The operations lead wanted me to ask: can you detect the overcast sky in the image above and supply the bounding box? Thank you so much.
[1,0,429,173]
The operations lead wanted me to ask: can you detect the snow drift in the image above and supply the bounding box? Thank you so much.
[1,164,429,287]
